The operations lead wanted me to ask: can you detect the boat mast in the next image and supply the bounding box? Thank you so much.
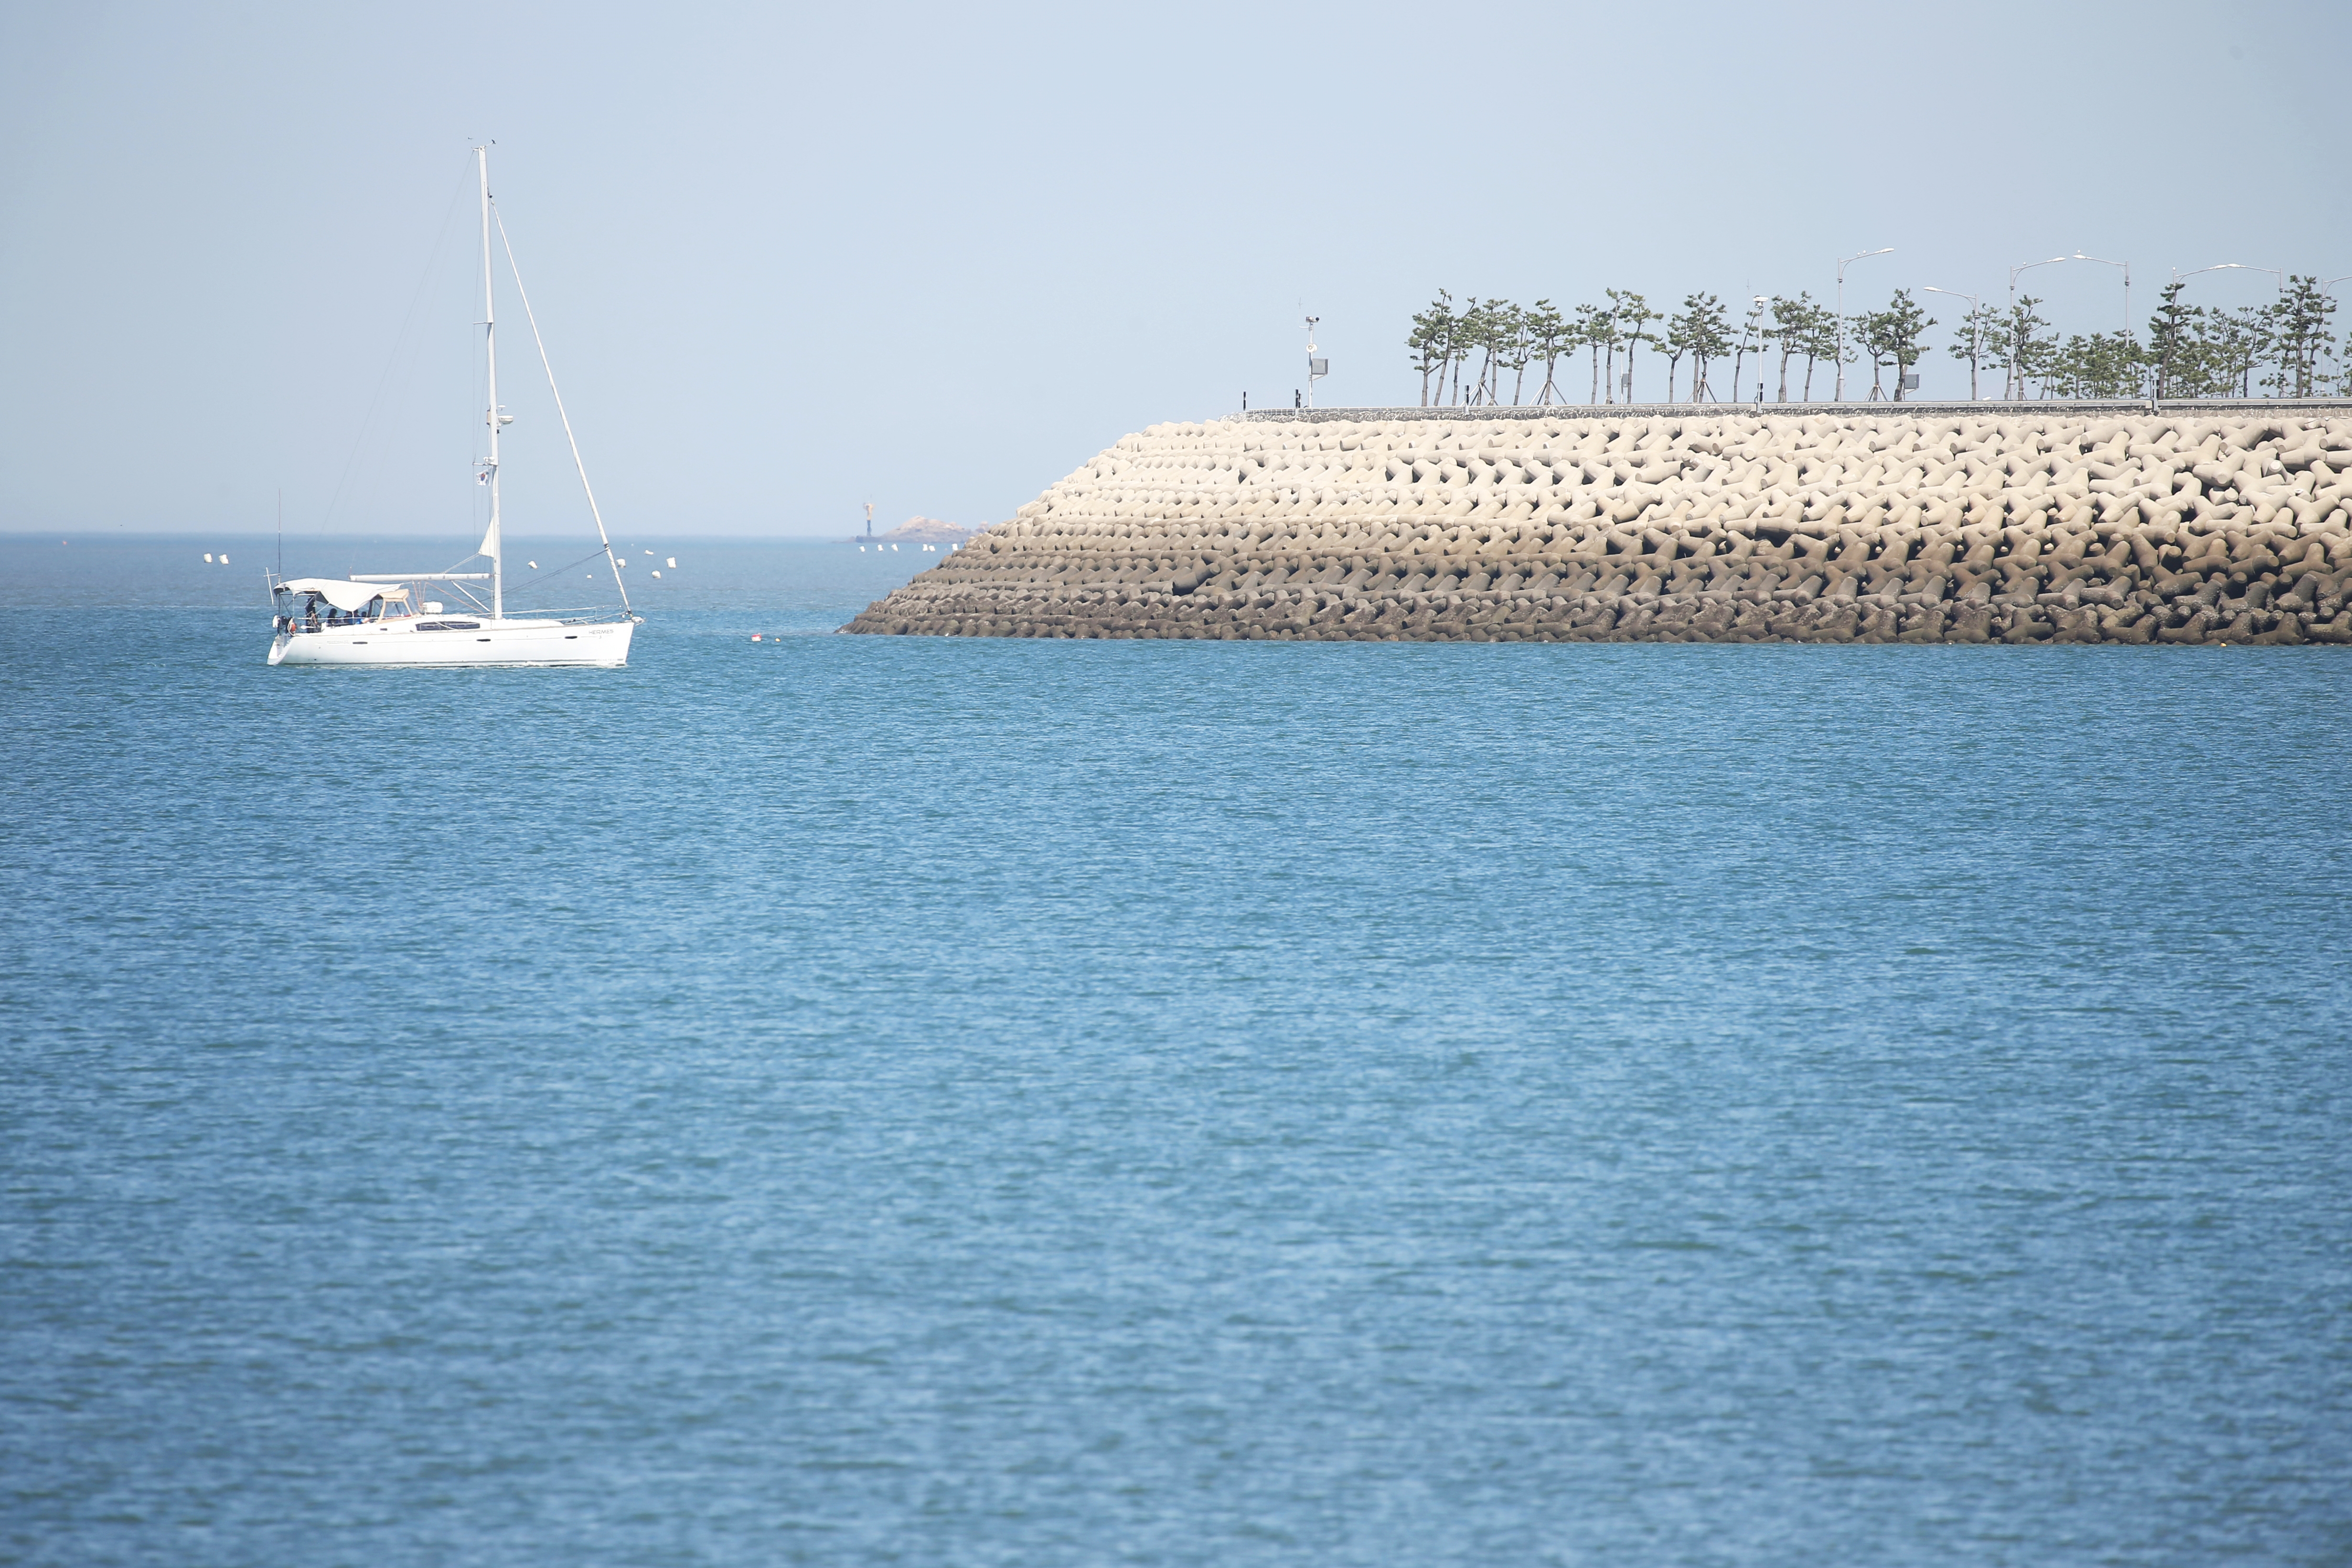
[478,144,503,620]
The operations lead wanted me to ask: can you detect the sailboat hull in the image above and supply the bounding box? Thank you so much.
[268,618,634,668]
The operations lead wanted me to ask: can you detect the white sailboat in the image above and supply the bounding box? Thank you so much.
[269,145,638,668]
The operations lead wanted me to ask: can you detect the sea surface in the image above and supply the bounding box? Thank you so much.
[4,534,2348,1566]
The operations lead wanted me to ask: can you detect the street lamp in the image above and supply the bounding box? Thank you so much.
[2006,256,2067,399]
[2072,252,2131,335]
[2172,261,2284,295]
[1740,295,1768,405]
[1835,247,1892,402]
[1921,286,1979,399]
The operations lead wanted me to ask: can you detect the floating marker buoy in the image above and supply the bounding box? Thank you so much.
[666,557,676,568]
[219,553,228,564]
[651,569,661,578]
[203,553,213,563]
[528,560,537,568]
[890,543,899,552]
[750,633,762,641]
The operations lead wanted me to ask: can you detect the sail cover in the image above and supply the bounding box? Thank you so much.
[275,578,399,612]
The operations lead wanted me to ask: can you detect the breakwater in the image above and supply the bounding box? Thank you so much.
[845,403,2352,644]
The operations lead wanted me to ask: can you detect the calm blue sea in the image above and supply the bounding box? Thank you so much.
[4,534,2348,1567]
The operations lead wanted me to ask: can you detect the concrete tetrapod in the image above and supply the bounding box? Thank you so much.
[845,409,2352,645]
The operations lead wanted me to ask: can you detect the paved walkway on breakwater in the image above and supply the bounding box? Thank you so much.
[845,405,2352,645]
[1239,398,2352,423]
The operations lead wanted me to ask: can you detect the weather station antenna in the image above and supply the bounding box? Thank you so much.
[1303,316,1328,409]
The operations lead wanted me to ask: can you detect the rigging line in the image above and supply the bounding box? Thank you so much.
[492,203,631,617]
[320,158,476,533]
[502,546,610,596]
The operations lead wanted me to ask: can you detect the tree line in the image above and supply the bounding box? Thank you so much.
[1406,276,2344,405]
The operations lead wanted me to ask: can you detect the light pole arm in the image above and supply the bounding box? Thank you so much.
[2071,252,2131,335]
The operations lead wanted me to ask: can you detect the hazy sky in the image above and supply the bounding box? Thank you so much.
[3,0,2346,539]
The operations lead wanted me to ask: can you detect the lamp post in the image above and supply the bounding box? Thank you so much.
[2005,256,2067,399]
[1739,295,1767,405]
[1835,247,1892,402]
[1921,286,1980,399]
[2071,252,2131,335]
[1755,298,1768,405]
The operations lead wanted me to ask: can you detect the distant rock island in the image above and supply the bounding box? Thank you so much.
[862,516,973,544]
[846,405,2352,644]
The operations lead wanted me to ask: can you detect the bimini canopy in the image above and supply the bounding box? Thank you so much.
[275,578,407,612]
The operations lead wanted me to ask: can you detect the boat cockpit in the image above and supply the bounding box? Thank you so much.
[269,578,417,635]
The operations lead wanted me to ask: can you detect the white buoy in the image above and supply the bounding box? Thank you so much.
[666,557,676,568]
[890,543,899,552]
[651,570,662,578]
[219,553,228,564]
[528,560,538,568]
[203,553,213,562]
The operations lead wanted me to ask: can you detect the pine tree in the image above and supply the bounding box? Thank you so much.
[1656,293,1733,403]
[1769,293,1822,402]
[2145,280,2197,401]
[1993,296,2056,399]
[1572,303,1608,405]
[2269,276,2337,397]
[1682,294,1732,402]
[1407,292,1454,407]
[1525,299,1569,405]
[2218,304,2274,397]
[1498,303,1536,405]
[2052,331,2143,398]
[1946,303,2002,401]
[1610,290,1660,403]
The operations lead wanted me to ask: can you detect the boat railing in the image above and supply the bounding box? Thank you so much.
[272,610,626,633]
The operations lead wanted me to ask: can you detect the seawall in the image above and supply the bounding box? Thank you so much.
[845,403,2352,645]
